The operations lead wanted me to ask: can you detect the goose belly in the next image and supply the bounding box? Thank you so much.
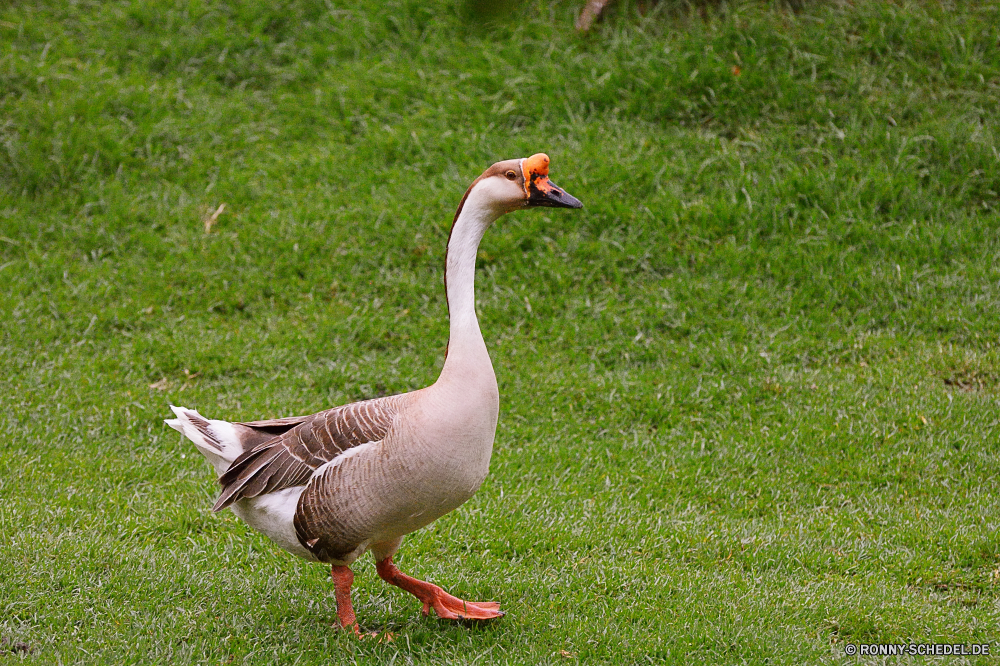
[230,486,319,562]
[371,435,495,541]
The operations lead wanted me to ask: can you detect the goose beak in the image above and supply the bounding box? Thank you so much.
[522,153,584,209]
[527,178,584,209]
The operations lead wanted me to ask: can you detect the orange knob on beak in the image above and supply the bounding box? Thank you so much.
[522,153,583,209]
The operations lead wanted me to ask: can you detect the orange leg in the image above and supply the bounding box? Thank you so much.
[330,565,361,635]
[375,556,504,621]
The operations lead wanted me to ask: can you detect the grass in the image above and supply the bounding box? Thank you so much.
[1,0,999,663]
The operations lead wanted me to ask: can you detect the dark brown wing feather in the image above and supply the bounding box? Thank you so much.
[225,415,312,451]
[212,395,402,512]
[293,462,365,563]
[238,415,313,429]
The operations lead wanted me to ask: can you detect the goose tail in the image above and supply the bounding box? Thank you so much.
[166,405,245,478]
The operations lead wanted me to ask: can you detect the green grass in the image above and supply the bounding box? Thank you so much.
[2,0,999,663]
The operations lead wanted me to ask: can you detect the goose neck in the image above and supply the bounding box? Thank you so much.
[440,185,503,379]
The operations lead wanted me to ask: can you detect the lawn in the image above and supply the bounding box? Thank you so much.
[1,0,999,663]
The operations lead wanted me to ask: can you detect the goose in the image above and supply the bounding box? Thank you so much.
[166,153,583,634]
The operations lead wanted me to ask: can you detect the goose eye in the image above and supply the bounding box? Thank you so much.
[505,170,517,181]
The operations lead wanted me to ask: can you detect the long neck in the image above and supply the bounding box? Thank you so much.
[438,185,501,382]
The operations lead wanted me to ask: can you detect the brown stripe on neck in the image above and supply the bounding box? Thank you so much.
[442,179,478,361]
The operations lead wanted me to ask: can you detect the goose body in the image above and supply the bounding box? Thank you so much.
[166,154,582,631]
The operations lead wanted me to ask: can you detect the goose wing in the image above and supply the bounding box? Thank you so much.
[212,395,402,512]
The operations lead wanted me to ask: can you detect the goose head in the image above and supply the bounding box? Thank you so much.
[460,153,583,219]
